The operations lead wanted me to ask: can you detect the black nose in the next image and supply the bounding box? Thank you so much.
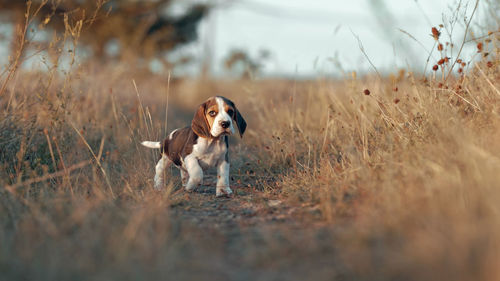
[221,121,230,129]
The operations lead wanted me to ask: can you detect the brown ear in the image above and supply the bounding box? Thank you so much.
[191,103,211,138]
[233,106,247,138]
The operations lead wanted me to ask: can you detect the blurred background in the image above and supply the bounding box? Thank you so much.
[0,0,497,78]
[1,2,500,280]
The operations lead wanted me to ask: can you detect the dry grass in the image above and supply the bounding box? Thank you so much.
[1,2,500,281]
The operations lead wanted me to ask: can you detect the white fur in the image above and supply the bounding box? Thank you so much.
[141,141,161,149]
[210,97,235,137]
[183,137,229,196]
[168,128,178,140]
[183,154,204,191]
[216,160,232,197]
[192,137,227,169]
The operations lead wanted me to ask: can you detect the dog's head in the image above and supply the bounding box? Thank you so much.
[191,96,247,139]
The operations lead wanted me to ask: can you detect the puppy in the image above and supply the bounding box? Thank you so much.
[141,96,246,197]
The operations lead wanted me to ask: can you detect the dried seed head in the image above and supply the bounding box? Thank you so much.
[437,43,443,51]
[431,27,440,40]
[477,42,483,52]
[487,61,493,68]
[394,98,400,104]
[461,62,466,67]
[458,68,463,73]
[364,89,370,95]
[432,65,439,71]
[438,58,445,65]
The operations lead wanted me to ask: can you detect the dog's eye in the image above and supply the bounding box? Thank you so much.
[208,111,217,117]
[227,109,234,116]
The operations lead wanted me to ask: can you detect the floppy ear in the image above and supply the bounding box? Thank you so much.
[191,102,211,138]
[233,106,247,138]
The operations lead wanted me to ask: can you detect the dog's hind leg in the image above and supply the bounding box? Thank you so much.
[154,154,172,190]
[180,168,189,187]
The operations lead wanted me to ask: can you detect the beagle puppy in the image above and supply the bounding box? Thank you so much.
[141,96,247,197]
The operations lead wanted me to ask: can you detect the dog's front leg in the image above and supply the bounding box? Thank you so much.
[216,160,232,197]
[184,156,203,192]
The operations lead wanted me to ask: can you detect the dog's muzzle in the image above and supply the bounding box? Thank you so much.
[220,121,230,129]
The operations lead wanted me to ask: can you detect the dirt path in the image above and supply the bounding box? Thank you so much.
[163,174,346,281]
[168,174,309,229]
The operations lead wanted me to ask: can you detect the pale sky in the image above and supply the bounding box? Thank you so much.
[174,0,489,77]
[0,0,491,77]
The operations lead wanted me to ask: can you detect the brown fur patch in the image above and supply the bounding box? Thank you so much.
[191,97,216,138]
[161,127,198,166]
[204,98,218,131]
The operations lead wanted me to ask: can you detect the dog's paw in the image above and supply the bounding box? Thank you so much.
[216,186,233,198]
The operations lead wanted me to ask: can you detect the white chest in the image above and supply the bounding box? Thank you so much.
[190,138,227,169]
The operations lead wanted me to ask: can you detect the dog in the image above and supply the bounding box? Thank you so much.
[141,96,247,197]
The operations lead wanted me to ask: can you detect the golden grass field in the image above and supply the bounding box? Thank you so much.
[1,2,500,281]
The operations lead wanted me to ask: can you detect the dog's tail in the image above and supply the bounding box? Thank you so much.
[141,141,161,149]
